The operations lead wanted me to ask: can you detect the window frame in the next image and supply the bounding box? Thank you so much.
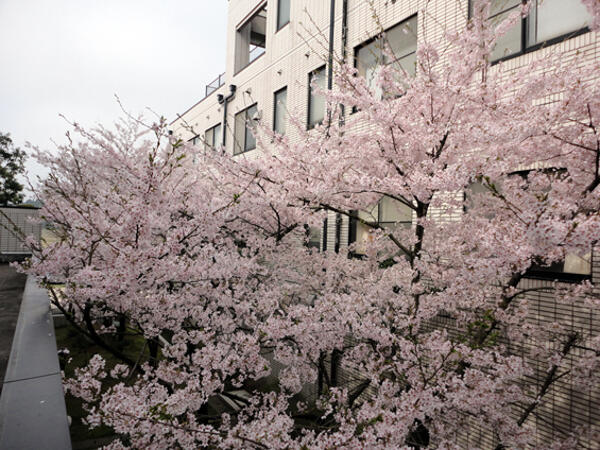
[307,65,327,130]
[234,103,259,156]
[234,1,268,75]
[204,122,222,151]
[273,86,288,135]
[276,0,290,31]
[468,0,591,64]
[511,168,592,282]
[466,170,593,283]
[376,196,413,231]
[352,14,418,110]
[190,135,201,146]
[348,196,413,257]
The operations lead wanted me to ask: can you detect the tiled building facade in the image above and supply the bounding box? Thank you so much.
[170,1,599,447]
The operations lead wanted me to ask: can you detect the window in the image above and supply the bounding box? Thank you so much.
[273,87,288,135]
[234,104,258,155]
[470,0,593,62]
[277,0,290,30]
[307,66,327,129]
[466,171,592,281]
[322,218,328,252]
[304,224,322,249]
[511,169,591,280]
[191,135,202,146]
[235,3,267,73]
[373,196,413,231]
[204,123,222,151]
[355,15,418,96]
[352,196,413,253]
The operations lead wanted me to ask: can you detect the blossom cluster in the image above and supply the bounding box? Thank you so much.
[23,1,600,448]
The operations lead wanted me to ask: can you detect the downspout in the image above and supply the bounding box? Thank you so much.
[340,0,348,123]
[327,0,336,92]
[326,0,343,255]
[341,0,357,251]
[332,0,349,389]
[217,84,237,148]
[322,1,338,255]
[326,0,336,127]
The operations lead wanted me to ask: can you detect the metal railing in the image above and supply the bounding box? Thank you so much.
[205,72,226,98]
[0,206,41,261]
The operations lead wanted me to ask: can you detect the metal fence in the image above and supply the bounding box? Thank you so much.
[205,72,226,98]
[0,206,41,256]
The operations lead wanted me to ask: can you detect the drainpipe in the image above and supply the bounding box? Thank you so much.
[326,0,343,254]
[339,0,348,123]
[342,0,356,251]
[217,84,237,148]
[327,0,336,93]
[326,0,336,130]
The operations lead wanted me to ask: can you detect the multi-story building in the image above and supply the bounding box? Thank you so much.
[170,1,599,447]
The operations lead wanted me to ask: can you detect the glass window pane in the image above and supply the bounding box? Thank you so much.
[358,204,378,223]
[385,16,418,61]
[277,0,290,29]
[274,88,287,135]
[213,124,222,149]
[357,40,382,76]
[564,252,591,275]
[357,41,382,92]
[356,15,418,97]
[307,226,321,249]
[244,105,258,151]
[234,110,246,155]
[534,0,592,43]
[204,129,213,151]
[491,9,522,60]
[309,67,326,127]
[393,51,417,78]
[489,0,521,16]
[379,196,412,223]
[235,5,267,73]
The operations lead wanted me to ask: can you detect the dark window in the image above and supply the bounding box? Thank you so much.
[308,65,326,129]
[273,86,288,135]
[235,4,267,73]
[470,0,593,62]
[204,123,222,151]
[348,210,358,246]
[234,104,259,155]
[277,0,290,30]
[355,15,418,97]
[322,218,328,252]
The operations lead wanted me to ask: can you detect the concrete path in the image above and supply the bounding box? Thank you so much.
[0,263,26,394]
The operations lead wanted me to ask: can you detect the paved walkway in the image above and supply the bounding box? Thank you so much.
[0,263,27,394]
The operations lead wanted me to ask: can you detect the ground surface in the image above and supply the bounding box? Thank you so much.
[0,263,26,394]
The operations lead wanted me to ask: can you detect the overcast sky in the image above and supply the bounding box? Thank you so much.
[0,0,228,193]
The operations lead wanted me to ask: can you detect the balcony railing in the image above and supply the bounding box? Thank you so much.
[205,72,225,98]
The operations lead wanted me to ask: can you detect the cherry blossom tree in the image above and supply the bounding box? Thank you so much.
[23,1,600,448]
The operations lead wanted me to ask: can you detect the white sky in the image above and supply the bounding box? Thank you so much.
[0,0,228,193]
